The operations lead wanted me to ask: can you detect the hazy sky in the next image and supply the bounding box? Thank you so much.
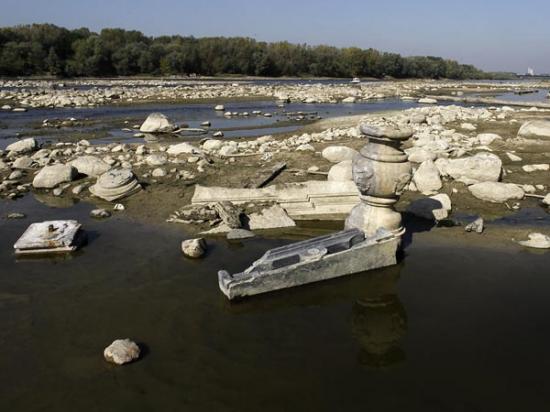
[1,0,549,73]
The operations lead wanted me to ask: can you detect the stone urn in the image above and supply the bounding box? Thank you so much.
[345,124,413,237]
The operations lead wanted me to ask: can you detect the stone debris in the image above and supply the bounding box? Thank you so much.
[517,233,550,249]
[70,156,111,177]
[468,182,525,203]
[13,220,85,255]
[32,164,77,189]
[181,238,207,258]
[139,112,175,133]
[89,169,142,202]
[465,217,484,233]
[103,339,141,365]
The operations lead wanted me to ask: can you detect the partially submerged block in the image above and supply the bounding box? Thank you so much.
[14,220,85,255]
[192,181,360,220]
[218,228,399,300]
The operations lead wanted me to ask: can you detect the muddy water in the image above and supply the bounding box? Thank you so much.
[1,196,550,411]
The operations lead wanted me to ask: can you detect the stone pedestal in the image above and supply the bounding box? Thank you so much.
[345,124,413,237]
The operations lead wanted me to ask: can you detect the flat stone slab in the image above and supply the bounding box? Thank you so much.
[13,220,85,255]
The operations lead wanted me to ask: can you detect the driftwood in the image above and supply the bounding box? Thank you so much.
[213,201,242,229]
[244,162,287,188]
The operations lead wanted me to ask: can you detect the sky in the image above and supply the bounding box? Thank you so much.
[1,0,549,73]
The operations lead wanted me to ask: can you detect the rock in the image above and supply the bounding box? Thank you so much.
[436,153,502,185]
[13,220,84,254]
[405,147,437,163]
[70,156,111,177]
[9,170,23,180]
[465,217,484,233]
[202,139,223,151]
[90,209,111,219]
[89,169,142,202]
[113,203,125,211]
[522,164,550,173]
[152,168,166,177]
[543,194,550,206]
[166,142,202,156]
[139,113,174,133]
[103,339,140,365]
[214,105,225,111]
[32,164,77,189]
[341,96,357,103]
[227,228,256,240]
[518,233,550,249]
[7,212,26,219]
[181,238,207,258]
[201,121,211,127]
[506,152,522,162]
[12,156,33,169]
[418,98,438,104]
[477,133,502,145]
[6,138,37,156]
[0,159,9,171]
[321,146,358,163]
[461,123,477,131]
[247,205,296,230]
[413,160,442,194]
[327,160,353,181]
[213,131,224,138]
[468,182,524,203]
[145,153,168,166]
[407,194,451,221]
[219,145,237,157]
[517,120,550,140]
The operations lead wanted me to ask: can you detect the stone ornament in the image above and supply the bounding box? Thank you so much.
[90,169,142,202]
[345,123,413,237]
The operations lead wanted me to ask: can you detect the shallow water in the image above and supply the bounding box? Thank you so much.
[1,196,550,411]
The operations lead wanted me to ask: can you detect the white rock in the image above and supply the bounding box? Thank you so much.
[181,238,207,258]
[103,339,140,365]
[522,164,550,173]
[418,98,438,104]
[477,133,502,145]
[517,120,550,140]
[6,138,37,156]
[405,147,437,163]
[70,156,111,177]
[468,182,524,203]
[139,113,174,133]
[407,193,451,221]
[436,153,502,185]
[32,164,77,189]
[145,153,168,166]
[327,160,353,181]
[518,233,550,249]
[543,193,550,206]
[214,105,225,111]
[152,168,167,177]
[461,123,477,131]
[202,140,223,151]
[321,146,358,163]
[166,142,202,156]
[413,160,442,194]
[506,152,522,162]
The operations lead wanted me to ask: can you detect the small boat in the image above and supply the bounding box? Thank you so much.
[218,227,399,300]
[351,77,361,85]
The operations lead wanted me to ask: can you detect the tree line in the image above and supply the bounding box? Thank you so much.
[0,23,508,79]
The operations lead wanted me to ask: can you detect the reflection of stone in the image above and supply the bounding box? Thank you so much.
[351,267,407,368]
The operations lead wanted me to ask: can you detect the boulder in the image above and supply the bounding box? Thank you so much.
[518,233,550,249]
[543,193,550,206]
[327,160,353,181]
[70,156,111,177]
[407,193,451,221]
[202,139,223,151]
[412,160,442,194]
[6,138,37,156]
[321,146,358,163]
[145,153,168,166]
[517,120,550,140]
[405,147,437,163]
[477,133,502,146]
[139,113,174,133]
[181,238,207,258]
[32,164,76,189]
[465,217,484,234]
[468,182,524,203]
[436,153,502,185]
[103,339,140,365]
[166,142,202,156]
[12,156,33,169]
[89,169,142,202]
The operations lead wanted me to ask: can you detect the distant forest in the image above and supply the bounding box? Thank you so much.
[0,24,515,79]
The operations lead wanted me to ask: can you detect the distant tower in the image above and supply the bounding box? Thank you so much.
[527,67,535,76]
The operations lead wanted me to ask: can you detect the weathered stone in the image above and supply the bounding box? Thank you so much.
[166,142,202,155]
[477,133,502,146]
[7,138,37,156]
[12,156,33,169]
[407,194,451,221]
[32,164,77,189]
[181,238,207,258]
[89,169,142,202]
[202,139,223,151]
[517,120,550,140]
[543,193,550,206]
[227,228,256,240]
[405,147,437,163]
[418,98,437,104]
[90,208,111,219]
[145,153,168,166]
[322,146,358,163]
[103,339,140,365]
[468,182,524,203]
[522,164,550,173]
[70,156,111,177]
[151,168,167,177]
[13,220,84,254]
[139,113,174,133]
[465,217,484,233]
[328,160,353,181]
[518,233,550,249]
[412,160,442,194]
[436,152,502,185]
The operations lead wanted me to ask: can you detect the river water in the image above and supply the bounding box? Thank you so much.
[1,196,550,411]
